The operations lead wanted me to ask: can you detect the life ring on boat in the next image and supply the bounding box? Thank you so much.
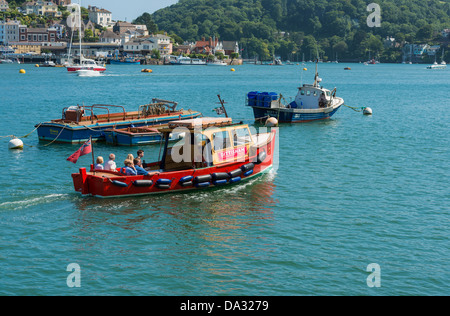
[132,180,153,187]
[256,151,267,164]
[112,180,128,187]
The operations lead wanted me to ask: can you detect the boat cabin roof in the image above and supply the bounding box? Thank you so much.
[298,84,330,93]
[166,117,233,130]
[159,117,255,170]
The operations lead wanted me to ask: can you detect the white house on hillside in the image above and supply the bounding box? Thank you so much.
[88,5,112,27]
[0,0,9,12]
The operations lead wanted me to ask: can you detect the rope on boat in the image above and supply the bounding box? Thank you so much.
[42,126,66,146]
[343,104,367,112]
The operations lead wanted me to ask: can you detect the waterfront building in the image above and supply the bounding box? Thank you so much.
[0,0,9,12]
[19,27,58,43]
[99,30,121,45]
[113,21,137,34]
[88,6,112,28]
[0,20,25,45]
[123,38,157,55]
[53,0,71,5]
[21,1,62,18]
[70,42,120,58]
[148,33,172,56]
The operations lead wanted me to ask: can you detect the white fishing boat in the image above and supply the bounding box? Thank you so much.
[0,57,20,64]
[170,56,206,65]
[246,60,344,123]
[206,59,227,66]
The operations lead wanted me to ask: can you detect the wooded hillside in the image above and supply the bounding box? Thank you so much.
[148,0,450,62]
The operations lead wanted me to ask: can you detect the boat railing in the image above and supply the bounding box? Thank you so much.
[88,104,127,122]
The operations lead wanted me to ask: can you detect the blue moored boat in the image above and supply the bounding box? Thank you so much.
[110,57,141,65]
[246,61,344,123]
[36,99,201,143]
[104,125,185,146]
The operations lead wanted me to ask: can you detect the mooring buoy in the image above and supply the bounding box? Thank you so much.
[9,138,24,150]
[363,107,373,115]
[265,117,278,127]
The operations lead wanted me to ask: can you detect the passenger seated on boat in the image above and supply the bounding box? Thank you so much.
[120,159,137,176]
[133,158,149,176]
[94,156,104,170]
[104,154,117,172]
[137,149,147,168]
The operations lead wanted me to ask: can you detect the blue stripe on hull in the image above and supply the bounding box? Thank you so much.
[105,131,163,146]
[251,106,341,123]
[37,113,200,143]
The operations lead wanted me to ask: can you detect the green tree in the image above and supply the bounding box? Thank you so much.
[416,25,433,41]
[133,12,158,34]
[151,49,160,59]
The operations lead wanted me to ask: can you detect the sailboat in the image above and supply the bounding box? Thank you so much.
[66,2,106,73]
[427,49,447,69]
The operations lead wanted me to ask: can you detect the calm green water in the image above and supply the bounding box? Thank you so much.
[0,62,448,296]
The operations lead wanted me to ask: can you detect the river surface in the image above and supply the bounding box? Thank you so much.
[0,62,448,295]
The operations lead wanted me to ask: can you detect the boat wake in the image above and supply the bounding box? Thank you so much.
[0,193,69,211]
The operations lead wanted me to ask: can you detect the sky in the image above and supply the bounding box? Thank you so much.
[82,0,179,22]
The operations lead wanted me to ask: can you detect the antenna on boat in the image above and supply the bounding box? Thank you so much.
[313,59,320,87]
[216,95,229,118]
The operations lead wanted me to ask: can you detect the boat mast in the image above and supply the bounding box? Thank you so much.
[78,1,83,64]
[313,47,320,87]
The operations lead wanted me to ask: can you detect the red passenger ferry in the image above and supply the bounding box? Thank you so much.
[71,117,277,198]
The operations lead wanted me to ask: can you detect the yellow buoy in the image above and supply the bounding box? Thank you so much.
[35,64,39,67]
[303,68,307,71]
[19,69,26,74]
[231,68,235,72]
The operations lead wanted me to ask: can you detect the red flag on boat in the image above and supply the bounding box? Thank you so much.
[67,139,92,164]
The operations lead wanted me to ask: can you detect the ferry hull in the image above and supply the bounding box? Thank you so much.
[72,130,276,198]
